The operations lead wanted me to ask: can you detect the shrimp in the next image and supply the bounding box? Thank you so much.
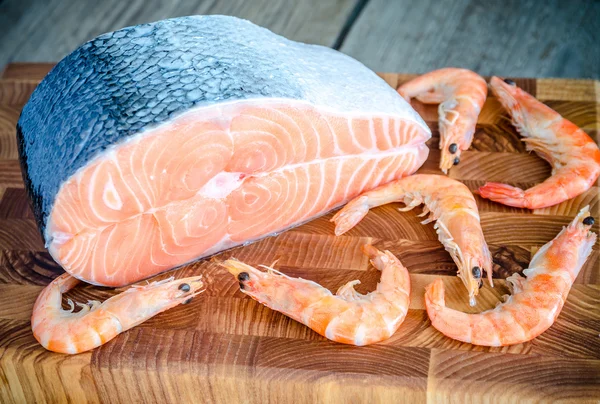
[331,174,492,306]
[479,77,600,209]
[397,68,488,173]
[219,244,410,346]
[31,273,204,354]
[425,207,596,346]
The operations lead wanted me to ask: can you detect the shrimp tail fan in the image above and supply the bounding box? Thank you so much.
[479,182,527,208]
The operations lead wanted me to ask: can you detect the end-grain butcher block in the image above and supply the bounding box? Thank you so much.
[17,16,430,287]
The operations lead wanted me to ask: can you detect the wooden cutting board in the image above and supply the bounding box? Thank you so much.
[0,63,599,403]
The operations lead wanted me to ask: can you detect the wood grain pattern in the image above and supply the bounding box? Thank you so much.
[0,188,34,219]
[537,78,599,102]
[0,105,20,140]
[0,319,99,404]
[0,79,39,106]
[91,328,429,403]
[0,285,43,321]
[0,161,23,187]
[0,133,19,159]
[0,63,53,80]
[0,219,45,251]
[428,349,600,402]
[218,232,372,271]
[0,65,599,403]
[0,250,62,286]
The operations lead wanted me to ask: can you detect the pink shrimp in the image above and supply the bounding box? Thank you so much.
[31,273,204,354]
[331,174,492,306]
[479,77,600,209]
[398,68,488,173]
[425,207,596,346]
[219,244,410,346]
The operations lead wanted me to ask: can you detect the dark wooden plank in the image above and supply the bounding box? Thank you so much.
[0,220,44,250]
[0,0,355,70]
[342,0,600,78]
[0,188,34,220]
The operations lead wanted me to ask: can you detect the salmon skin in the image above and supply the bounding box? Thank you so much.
[17,16,430,286]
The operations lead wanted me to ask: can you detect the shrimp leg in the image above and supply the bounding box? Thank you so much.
[479,77,600,209]
[425,207,596,346]
[31,273,204,354]
[331,174,492,306]
[220,244,410,346]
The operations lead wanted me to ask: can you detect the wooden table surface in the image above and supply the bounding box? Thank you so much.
[1,0,599,79]
[0,64,599,403]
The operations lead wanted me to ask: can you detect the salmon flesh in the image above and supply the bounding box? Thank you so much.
[17,16,430,286]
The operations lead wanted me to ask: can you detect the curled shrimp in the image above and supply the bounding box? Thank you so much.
[479,77,600,209]
[31,273,204,354]
[219,244,410,346]
[398,68,488,173]
[331,174,492,306]
[425,207,596,346]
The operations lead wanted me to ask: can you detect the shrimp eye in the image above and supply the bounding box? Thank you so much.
[239,282,246,290]
[503,78,516,86]
[472,266,481,279]
[238,272,250,282]
[583,216,595,226]
[178,283,191,292]
[449,143,458,154]
[453,157,460,165]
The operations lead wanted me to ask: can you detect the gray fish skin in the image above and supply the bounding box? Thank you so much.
[17,15,426,240]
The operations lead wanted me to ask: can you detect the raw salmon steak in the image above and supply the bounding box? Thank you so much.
[17,16,430,286]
